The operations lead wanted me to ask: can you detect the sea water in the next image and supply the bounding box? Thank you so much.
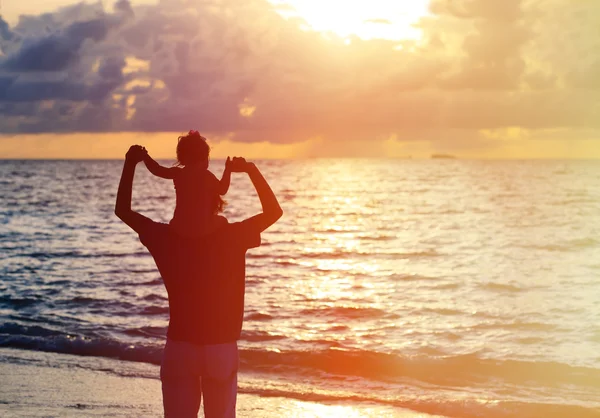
[1,159,599,417]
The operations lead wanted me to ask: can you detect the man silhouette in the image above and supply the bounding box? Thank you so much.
[115,145,283,417]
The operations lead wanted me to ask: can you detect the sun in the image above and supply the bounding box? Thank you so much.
[270,0,430,41]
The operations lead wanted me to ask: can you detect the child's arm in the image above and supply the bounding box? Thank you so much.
[143,153,178,180]
[217,156,232,195]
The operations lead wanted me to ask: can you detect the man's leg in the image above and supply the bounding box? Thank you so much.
[201,342,238,418]
[161,339,202,418]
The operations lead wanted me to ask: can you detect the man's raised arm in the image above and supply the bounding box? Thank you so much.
[115,145,150,233]
[231,157,283,233]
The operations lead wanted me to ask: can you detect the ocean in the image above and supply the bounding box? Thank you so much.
[1,158,599,417]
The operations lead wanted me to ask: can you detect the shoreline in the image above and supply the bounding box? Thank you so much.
[0,347,445,417]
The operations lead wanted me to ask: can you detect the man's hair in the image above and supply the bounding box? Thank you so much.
[176,130,210,167]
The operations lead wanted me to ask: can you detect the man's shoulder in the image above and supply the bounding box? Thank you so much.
[137,216,261,251]
[138,218,171,249]
[224,218,262,250]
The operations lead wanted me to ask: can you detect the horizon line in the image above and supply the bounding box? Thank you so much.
[1,157,598,161]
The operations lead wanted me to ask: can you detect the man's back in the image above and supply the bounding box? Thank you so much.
[138,217,261,345]
[171,167,220,237]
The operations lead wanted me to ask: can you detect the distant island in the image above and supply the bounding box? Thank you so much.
[431,154,457,159]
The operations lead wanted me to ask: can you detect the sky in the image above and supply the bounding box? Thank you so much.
[0,0,598,159]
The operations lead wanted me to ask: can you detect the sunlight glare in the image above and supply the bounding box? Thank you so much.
[285,400,406,417]
[271,0,430,41]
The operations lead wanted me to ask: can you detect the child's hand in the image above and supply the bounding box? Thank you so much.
[227,156,250,173]
[126,145,147,164]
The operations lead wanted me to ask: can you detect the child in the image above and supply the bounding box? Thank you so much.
[142,130,231,237]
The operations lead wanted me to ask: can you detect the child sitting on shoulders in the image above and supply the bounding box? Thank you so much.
[142,130,231,237]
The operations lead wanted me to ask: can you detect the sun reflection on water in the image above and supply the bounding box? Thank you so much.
[281,399,442,418]
[286,401,380,418]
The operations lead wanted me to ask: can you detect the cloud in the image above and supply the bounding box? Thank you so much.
[0,17,14,41]
[0,0,597,156]
[3,18,112,72]
[114,0,135,16]
[364,19,392,25]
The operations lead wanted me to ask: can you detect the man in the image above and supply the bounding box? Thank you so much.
[114,145,283,417]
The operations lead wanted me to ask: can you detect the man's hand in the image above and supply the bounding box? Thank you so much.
[227,156,253,173]
[126,145,147,164]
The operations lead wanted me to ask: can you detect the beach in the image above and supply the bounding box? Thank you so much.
[1,159,600,417]
[0,348,441,417]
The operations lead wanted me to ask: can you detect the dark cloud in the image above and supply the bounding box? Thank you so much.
[98,56,126,80]
[4,34,81,72]
[0,17,14,41]
[0,77,123,103]
[0,76,16,96]
[115,0,135,17]
[65,18,110,42]
[3,18,111,72]
[2,80,88,101]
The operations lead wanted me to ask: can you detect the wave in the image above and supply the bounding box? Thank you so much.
[0,291,168,318]
[138,306,169,315]
[0,295,42,308]
[419,307,465,316]
[239,348,600,390]
[568,237,599,249]
[0,324,164,365]
[390,273,439,282]
[237,387,600,418]
[2,322,596,391]
[19,251,150,260]
[359,234,397,241]
[244,312,274,321]
[479,282,524,292]
[297,249,440,259]
[518,238,598,252]
[298,305,396,320]
[0,322,64,338]
[239,330,285,342]
[123,326,167,338]
[115,277,163,287]
[54,296,138,312]
[142,293,167,302]
[471,319,559,332]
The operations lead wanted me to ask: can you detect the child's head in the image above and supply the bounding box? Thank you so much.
[176,130,210,167]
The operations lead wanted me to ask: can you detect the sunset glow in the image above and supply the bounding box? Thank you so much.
[1,4,599,418]
[271,0,429,40]
[0,0,598,159]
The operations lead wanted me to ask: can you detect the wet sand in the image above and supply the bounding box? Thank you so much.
[0,348,444,417]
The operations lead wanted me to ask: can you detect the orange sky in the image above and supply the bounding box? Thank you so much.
[0,0,598,159]
[1,132,597,160]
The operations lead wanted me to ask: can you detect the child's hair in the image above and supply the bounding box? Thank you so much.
[177,130,225,214]
[207,180,226,214]
[176,130,210,167]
